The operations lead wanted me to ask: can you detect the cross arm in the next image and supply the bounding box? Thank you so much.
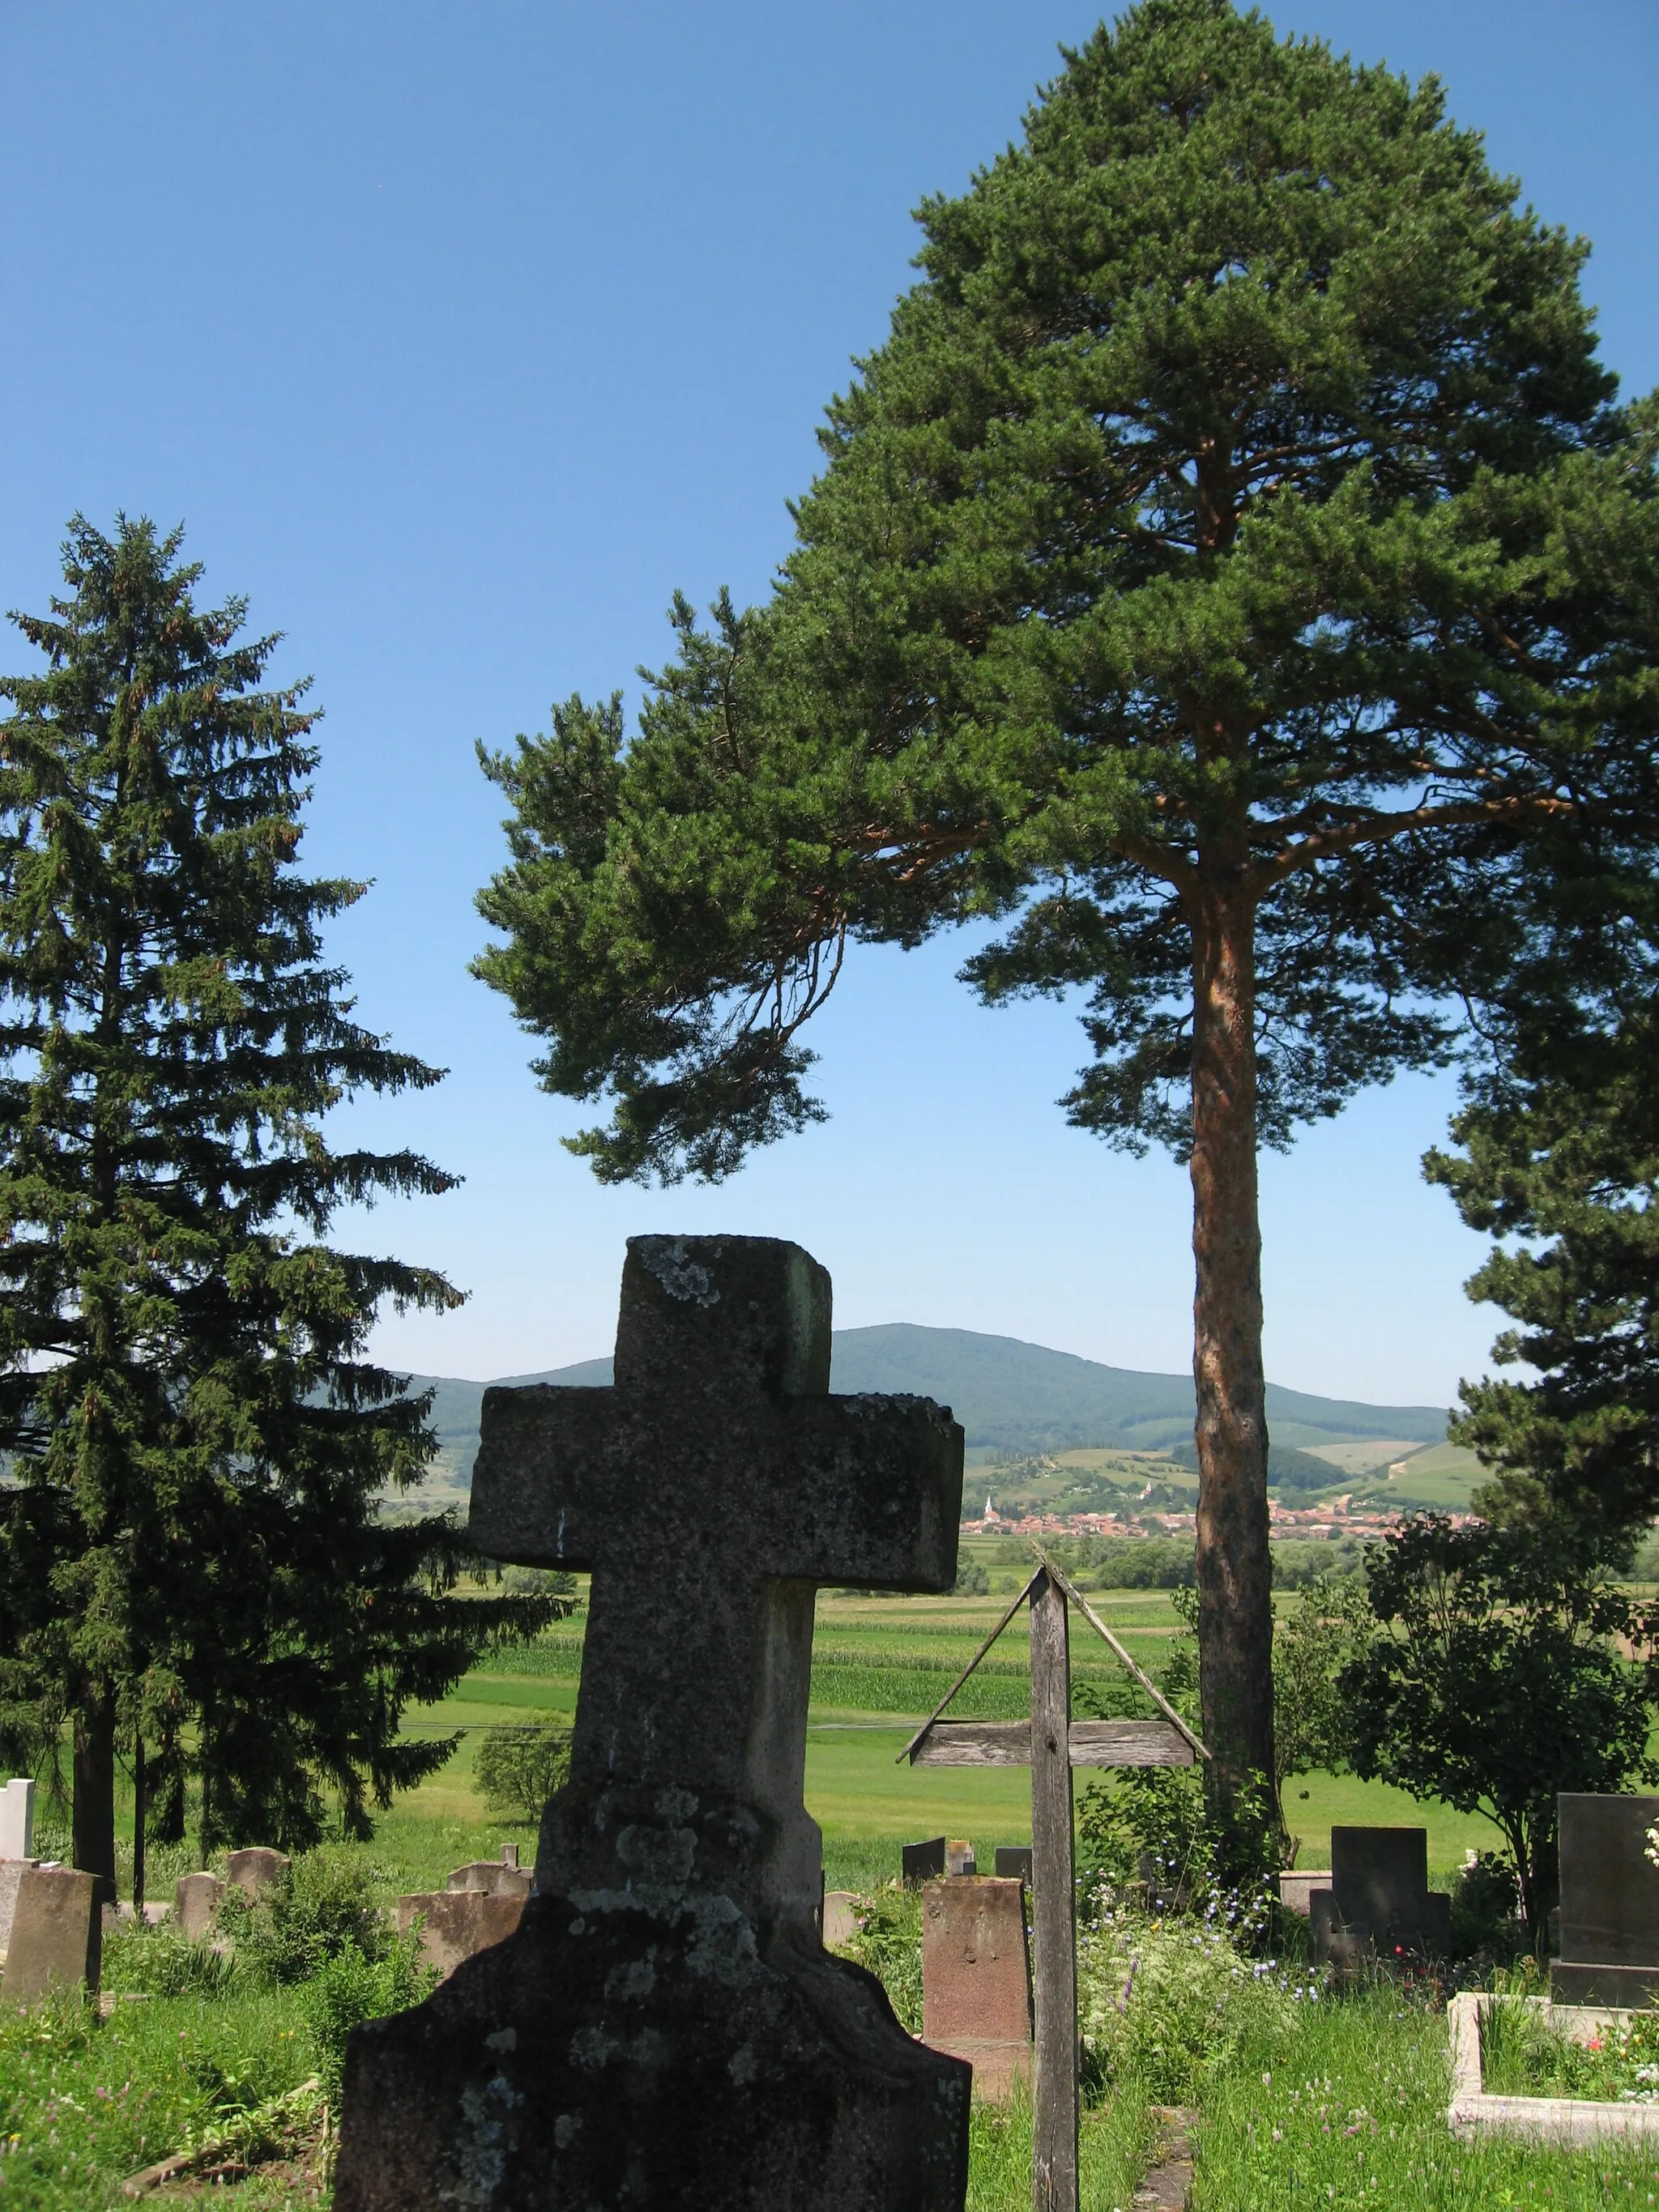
[467,1386,621,1569]
[768,1394,964,1592]
[909,1720,1193,1769]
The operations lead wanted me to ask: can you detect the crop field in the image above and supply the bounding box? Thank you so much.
[397,1584,1500,1885]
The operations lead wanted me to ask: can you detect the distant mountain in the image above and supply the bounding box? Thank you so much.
[407,1323,1446,1490]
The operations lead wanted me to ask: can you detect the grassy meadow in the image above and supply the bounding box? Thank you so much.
[2,1571,1644,2209]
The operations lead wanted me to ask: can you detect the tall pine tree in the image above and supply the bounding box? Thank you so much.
[0,516,546,1897]
[471,2,1659,1813]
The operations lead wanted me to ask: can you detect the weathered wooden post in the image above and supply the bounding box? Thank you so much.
[1028,1566,1077,2212]
[903,1544,1209,2212]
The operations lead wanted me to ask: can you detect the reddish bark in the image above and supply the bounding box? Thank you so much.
[1188,873,1276,1818]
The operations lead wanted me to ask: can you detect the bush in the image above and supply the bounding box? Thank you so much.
[953,1559,990,1594]
[1449,1849,1525,1962]
[297,1933,437,2101]
[223,1848,392,1987]
[839,1882,923,2035]
[474,1724,572,1821]
[102,1917,240,1998]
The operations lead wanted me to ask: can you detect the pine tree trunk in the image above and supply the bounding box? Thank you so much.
[1188,876,1276,1821]
[73,1691,117,1904]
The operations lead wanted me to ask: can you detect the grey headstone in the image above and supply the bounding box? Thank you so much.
[500,1843,519,1871]
[944,1839,976,1877]
[1313,1827,1450,1966]
[902,1837,947,1886]
[2,1868,99,2002]
[173,1872,225,1940]
[445,1860,532,1899]
[225,1848,290,1897]
[334,1235,970,2212]
[397,1891,526,1980]
[1277,1869,1331,1918]
[1552,1792,1659,2008]
[0,1858,40,1954]
[0,1779,34,1860]
[993,1847,1032,1886]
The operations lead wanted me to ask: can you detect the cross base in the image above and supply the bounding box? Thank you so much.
[334,1878,970,2211]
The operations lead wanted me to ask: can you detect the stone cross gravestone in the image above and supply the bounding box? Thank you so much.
[1552,1792,1659,2006]
[335,1236,970,2212]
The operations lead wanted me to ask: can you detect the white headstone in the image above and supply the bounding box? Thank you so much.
[0,1779,34,1861]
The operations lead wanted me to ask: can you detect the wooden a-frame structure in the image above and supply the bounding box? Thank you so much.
[901,1543,1209,2212]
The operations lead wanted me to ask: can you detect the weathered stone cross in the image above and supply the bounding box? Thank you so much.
[335,1236,973,2212]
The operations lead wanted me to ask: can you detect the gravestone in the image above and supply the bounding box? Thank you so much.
[173,1873,224,1940]
[1310,1827,1450,1966]
[334,1236,970,2212]
[903,1837,947,1886]
[945,1839,976,1877]
[225,1848,289,1897]
[921,1877,1033,2101]
[994,1847,1032,1885]
[0,1859,40,1954]
[1277,1869,1331,1918]
[399,1890,527,1980]
[2,1868,99,2003]
[0,1778,34,1860]
[823,1890,860,1948]
[1552,1792,1659,2006]
[446,1859,534,1899]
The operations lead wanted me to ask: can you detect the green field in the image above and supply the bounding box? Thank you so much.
[395,1585,1500,1885]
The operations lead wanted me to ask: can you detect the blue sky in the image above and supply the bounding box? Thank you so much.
[2,2,1654,1402]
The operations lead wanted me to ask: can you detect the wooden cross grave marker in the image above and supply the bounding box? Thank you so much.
[901,1545,1209,2212]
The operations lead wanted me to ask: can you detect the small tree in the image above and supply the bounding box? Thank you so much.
[0,517,552,1893]
[1272,1568,1371,1820]
[474,1724,573,1822]
[1343,1514,1659,1944]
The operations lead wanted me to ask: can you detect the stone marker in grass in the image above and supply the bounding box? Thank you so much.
[1552,1792,1659,2007]
[922,1875,1033,2100]
[173,1872,224,1940]
[2,1867,99,2002]
[335,1235,970,2212]
[398,1889,527,1980]
[1309,1826,1450,1968]
[225,1847,289,1897]
[0,1778,34,1860]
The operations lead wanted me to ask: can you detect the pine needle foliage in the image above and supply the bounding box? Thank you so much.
[471,2,1659,1800]
[0,516,548,1889]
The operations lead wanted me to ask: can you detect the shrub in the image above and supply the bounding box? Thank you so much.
[1449,1849,1525,1962]
[224,1848,392,1987]
[474,1724,572,1821]
[298,1933,437,2102]
[102,1917,240,1998]
[839,1882,923,2035]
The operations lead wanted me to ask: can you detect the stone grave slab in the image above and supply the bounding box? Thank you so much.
[173,1873,224,1940]
[922,1877,1033,2101]
[334,1236,970,2212]
[398,1890,527,1980]
[823,1891,859,1948]
[0,1778,34,1861]
[0,1858,40,1954]
[945,1839,976,1877]
[446,1859,533,1899]
[1553,1793,1659,2007]
[225,1848,290,1897]
[3,1868,99,2003]
[903,1836,947,1886]
[1310,1827,1449,1966]
[1277,1869,1331,1918]
[993,1847,1032,1885]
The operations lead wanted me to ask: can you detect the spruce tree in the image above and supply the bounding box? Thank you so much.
[471,2,1659,1809]
[0,516,547,1896]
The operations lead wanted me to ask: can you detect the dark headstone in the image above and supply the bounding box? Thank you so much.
[1310,1827,1449,1966]
[1552,1792,1659,2007]
[921,1877,1032,2101]
[902,1837,947,1886]
[334,1236,970,2212]
[993,1847,1033,1886]
[2,1868,99,2002]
